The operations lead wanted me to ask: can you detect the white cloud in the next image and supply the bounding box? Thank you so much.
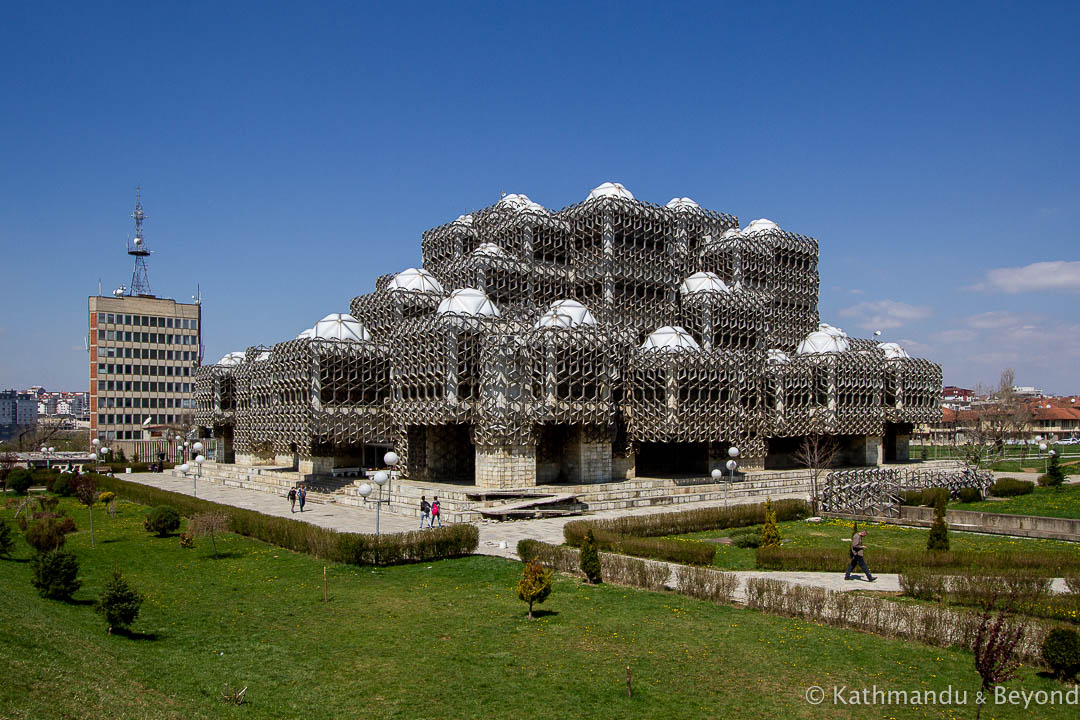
[966,311,1022,330]
[837,299,932,330]
[970,260,1080,294]
[933,329,978,344]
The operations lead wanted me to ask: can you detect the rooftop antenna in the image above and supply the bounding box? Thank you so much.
[127,187,153,296]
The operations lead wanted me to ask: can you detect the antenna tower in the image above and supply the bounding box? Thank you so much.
[127,187,153,296]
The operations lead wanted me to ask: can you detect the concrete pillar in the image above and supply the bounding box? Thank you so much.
[299,455,334,477]
[475,444,536,488]
[895,434,911,462]
[863,435,883,466]
[565,429,611,483]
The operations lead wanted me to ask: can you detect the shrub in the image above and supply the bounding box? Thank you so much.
[760,499,781,548]
[95,568,143,634]
[927,495,950,552]
[7,468,33,495]
[178,532,194,548]
[87,473,478,566]
[585,529,715,565]
[957,487,982,504]
[599,553,669,590]
[0,520,14,557]
[729,526,762,549]
[901,488,949,507]
[50,475,75,497]
[990,478,1034,498]
[144,506,180,537]
[899,569,946,601]
[518,540,582,576]
[189,511,230,556]
[517,559,553,619]
[563,499,809,545]
[675,565,739,604]
[1042,454,1066,488]
[98,491,116,505]
[31,550,81,600]
[579,530,602,584]
[26,516,69,553]
[1041,628,1080,681]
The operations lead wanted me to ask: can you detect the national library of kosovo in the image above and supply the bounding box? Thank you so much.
[194,183,942,488]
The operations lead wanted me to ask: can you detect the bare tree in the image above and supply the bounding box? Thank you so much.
[189,512,230,556]
[954,368,1032,470]
[73,475,99,547]
[0,451,17,495]
[793,432,839,516]
[972,608,1025,720]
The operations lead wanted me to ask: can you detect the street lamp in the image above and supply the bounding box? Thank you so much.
[1047,448,1056,474]
[372,471,389,535]
[40,446,49,470]
[357,482,375,531]
[711,468,725,506]
[384,450,400,495]
[194,454,205,496]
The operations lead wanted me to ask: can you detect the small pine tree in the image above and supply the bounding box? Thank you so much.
[0,520,14,557]
[517,559,553,619]
[579,529,602,584]
[95,567,144,635]
[760,498,782,548]
[31,549,82,600]
[927,493,950,552]
[1044,454,1065,487]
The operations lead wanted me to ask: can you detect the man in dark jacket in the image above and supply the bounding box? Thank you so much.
[419,495,431,529]
[844,529,875,582]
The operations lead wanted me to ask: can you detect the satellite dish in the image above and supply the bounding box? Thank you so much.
[142,416,153,426]
[134,236,143,246]
[113,287,125,297]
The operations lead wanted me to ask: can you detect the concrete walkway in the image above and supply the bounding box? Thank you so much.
[118,472,915,596]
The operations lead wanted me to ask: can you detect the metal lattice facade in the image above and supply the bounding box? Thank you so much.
[196,184,942,487]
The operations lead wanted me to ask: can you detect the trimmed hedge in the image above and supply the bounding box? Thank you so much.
[757,545,1080,575]
[901,488,948,507]
[86,473,477,566]
[990,478,1035,497]
[564,499,809,545]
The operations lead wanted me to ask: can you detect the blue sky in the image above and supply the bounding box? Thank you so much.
[1,1,1078,394]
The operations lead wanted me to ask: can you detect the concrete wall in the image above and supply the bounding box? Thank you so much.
[836,506,1080,542]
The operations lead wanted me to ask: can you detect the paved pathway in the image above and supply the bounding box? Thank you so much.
[116,472,969,597]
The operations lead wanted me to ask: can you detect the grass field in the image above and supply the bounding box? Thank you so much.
[1,498,1075,720]
[676,518,1080,570]
[954,484,1080,520]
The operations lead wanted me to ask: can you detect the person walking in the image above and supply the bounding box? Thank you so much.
[288,486,297,513]
[844,528,875,582]
[298,484,307,513]
[419,495,431,529]
[431,497,442,527]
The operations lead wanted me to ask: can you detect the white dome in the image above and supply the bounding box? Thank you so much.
[471,242,507,258]
[797,331,850,354]
[666,197,699,210]
[536,299,597,329]
[254,350,271,362]
[217,352,246,366]
[720,228,742,239]
[312,313,371,342]
[388,267,444,294]
[818,323,848,338]
[498,193,547,214]
[743,218,780,234]
[586,182,635,202]
[680,271,731,295]
[436,288,500,318]
[878,342,910,359]
[453,213,473,226]
[641,326,701,353]
[296,328,316,339]
[767,349,791,365]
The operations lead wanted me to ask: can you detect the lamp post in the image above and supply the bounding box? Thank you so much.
[1047,448,1056,475]
[356,482,376,534]
[1038,441,1047,472]
[372,471,389,535]
[384,451,400,493]
[711,468,725,506]
[194,454,205,496]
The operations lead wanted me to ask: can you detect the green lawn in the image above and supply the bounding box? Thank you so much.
[954,484,1080,520]
[676,518,1080,570]
[1,499,1074,719]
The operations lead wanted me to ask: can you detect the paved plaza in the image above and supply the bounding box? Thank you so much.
[123,472,902,597]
